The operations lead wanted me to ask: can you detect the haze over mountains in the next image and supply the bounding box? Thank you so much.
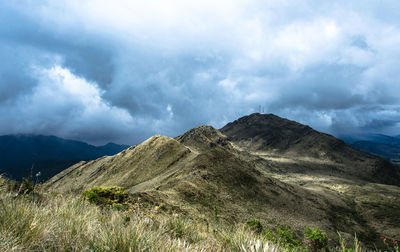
[0,135,129,181]
[46,113,400,245]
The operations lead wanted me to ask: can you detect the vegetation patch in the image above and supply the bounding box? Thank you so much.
[1,175,37,196]
[303,226,329,251]
[164,216,199,243]
[263,224,302,249]
[244,219,334,251]
[246,219,263,234]
[82,186,129,208]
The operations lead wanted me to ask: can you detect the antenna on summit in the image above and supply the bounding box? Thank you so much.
[258,105,265,114]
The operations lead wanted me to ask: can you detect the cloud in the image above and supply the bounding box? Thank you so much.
[1,0,400,144]
[0,65,137,144]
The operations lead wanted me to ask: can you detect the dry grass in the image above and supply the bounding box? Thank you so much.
[1,181,398,251]
[0,185,285,251]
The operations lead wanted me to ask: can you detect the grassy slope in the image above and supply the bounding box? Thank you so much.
[45,135,192,193]
[44,125,400,247]
[0,183,284,251]
[231,144,400,244]
[2,178,398,251]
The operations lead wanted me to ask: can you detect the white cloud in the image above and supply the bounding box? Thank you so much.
[166,104,173,118]
[0,64,137,144]
[34,65,133,122]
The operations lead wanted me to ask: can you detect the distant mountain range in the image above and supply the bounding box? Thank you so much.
[0,135,129,181]
[340,133,400,164]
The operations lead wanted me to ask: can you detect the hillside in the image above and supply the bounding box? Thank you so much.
[0,135,129,181]
[2,177,385,251]
[47,128,346,239]
[220,113,400,186]
[45,114,400,247]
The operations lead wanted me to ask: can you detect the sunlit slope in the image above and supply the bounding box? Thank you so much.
[46,135,193,192]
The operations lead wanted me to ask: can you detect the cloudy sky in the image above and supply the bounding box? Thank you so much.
[1,1,400,145]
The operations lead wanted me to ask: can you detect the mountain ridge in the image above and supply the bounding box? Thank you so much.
[45,113,400,245]
[340,133,400,164]
[0,134,129,181]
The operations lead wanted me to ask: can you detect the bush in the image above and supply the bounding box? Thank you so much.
[303,226,329,251]
[246,219,263,234]
[82,186,128,208]
[263,225,301,249]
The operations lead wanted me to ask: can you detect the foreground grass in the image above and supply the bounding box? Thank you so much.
[0,188,283,251]
[0,181,397,251]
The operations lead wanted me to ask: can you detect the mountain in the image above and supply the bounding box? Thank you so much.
[0,134,129,181]
[45,114,400,246]
[340,133,400,164]
[350,141,400,164]
[341,133,400,146]
[220,113,400,185]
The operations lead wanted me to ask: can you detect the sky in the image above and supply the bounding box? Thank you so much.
[1,0,400,145]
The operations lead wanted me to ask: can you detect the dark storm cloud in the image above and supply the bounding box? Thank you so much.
[0,5,115,87]
[1,0,400,145]
[269,64,367,111]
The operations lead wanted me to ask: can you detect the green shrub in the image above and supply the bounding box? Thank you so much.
[263,225,301,249]
[246,219,263,234]
[82,186,128,208]
[303,226,329,251]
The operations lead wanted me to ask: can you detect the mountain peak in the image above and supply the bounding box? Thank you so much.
[220,113,400,186]
[227,113,312,131]
[220,113,314,152]
[175,125,229,152]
